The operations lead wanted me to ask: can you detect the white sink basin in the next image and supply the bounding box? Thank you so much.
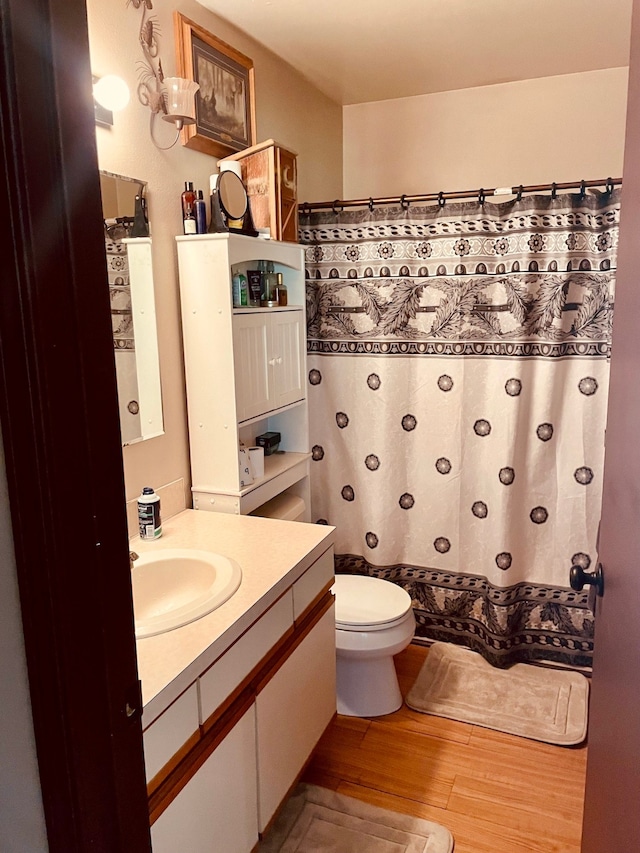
[132,549,242,638]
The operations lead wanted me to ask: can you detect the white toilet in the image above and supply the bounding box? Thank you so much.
[333,574,416,717]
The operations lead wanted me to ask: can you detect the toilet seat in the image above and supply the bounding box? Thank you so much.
[333,574,412,632]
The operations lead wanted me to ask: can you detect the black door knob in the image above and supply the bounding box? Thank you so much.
[569,563,604,597]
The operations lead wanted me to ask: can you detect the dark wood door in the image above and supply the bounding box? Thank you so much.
[0,0,151,849]
[581,3,640,850]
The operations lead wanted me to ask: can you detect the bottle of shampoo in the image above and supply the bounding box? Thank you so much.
[138,486,162,540]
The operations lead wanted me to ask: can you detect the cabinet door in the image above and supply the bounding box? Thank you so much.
[268,310,305,412]
[256,605,336,832]
[151,706,258,853]
[233,313,270,422]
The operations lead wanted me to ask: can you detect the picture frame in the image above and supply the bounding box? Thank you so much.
[174,12,256,159]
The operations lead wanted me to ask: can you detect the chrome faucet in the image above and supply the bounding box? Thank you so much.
[129,551,139,571]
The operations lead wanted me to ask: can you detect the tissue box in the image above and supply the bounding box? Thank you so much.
[255,431,281,455]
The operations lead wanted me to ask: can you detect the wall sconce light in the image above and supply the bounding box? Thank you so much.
[93,74,130,127]
[127,0,198,150]
[149,76,200,150]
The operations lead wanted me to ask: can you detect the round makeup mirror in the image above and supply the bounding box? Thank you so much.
[218,171,248,221]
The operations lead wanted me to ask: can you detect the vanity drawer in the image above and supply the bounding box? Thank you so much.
[198,590,294,726]
[292,546,334,622]
[143,682,199,785]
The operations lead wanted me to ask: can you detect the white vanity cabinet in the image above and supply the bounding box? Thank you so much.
[142,537,336,851]
[176,233,310,518]
[150,706,258,853]
[256,605,336,831]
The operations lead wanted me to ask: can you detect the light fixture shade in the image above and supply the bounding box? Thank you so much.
[162,77,200,125]
[93,75,130,112]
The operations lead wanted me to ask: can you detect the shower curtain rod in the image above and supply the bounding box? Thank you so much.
[298,177,622,214]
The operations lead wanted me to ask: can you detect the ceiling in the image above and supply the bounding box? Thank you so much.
[195,0,633,105]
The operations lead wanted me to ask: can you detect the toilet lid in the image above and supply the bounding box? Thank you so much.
[333,575,412,629]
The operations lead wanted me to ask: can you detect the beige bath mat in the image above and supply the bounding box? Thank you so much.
[259,783,454,853]
[406,642,589,745]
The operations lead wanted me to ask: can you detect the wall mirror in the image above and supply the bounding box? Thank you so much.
[100,170,164,445]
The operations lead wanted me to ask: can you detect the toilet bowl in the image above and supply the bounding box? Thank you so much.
[333,574,416,717]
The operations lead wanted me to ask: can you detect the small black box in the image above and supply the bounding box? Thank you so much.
[255,431,281,455]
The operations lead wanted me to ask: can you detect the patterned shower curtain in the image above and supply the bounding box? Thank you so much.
[299,189,620,668]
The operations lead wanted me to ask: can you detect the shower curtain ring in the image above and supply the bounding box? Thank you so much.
[332,199,344,214]
[400,194,409,211]
[579,180,587,198]
[516,185,523,201]
[438,191,445,207]
[368,197,375,212]
[551,182,557,199]
[606,177,614,194]
[301,202,311,215]
[478,188,485,204]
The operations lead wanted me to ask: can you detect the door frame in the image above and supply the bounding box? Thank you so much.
[581,2,640,849]
[0,0,151,849]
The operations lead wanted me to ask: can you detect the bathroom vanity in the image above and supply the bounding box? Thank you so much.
[132,509,335,852]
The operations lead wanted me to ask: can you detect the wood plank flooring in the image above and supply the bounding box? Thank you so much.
[302,644,587,853]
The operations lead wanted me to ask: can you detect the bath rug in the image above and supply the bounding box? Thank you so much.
[406,642,589,745]
[259,783,454,853]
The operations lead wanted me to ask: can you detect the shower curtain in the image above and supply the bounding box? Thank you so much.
[300,189,620,668]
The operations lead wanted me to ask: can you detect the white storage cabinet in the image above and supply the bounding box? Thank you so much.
[150,706,258,853]
[144,543,336,851]
[176,233,310,517]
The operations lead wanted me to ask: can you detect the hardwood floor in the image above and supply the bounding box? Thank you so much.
[302,643,587,853]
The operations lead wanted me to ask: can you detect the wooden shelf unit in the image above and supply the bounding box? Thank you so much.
[176,233,310,519]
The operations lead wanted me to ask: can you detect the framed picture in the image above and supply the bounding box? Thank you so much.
[174,12,256,159]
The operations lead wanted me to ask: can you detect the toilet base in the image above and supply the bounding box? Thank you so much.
[336,654,403,717]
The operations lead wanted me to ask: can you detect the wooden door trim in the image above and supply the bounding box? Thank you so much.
[0,0,151,849]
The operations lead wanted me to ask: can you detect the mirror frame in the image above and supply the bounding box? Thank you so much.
[100,170,164,445]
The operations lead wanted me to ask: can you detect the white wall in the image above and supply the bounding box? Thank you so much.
[343,68,629,198]
[0,430,49,853]
[86,0,343,508]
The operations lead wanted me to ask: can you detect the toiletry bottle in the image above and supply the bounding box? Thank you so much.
[181,181,196,234]
[257,260,267,303]
[240,273,249,307]
[138,486,162,540]
[261,261,279,307]
[183,206,196,234]
[207,173,226,233]
[195,190,207,234]
[232,272,248,307]
[275,272,288,306]
[247,270,262,306]
[131,194,149,237]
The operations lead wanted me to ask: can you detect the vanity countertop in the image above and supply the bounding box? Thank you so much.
[131,509,335,726]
